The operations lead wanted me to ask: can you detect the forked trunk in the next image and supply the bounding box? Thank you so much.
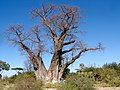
[34,65,64,83]
[34,54,64,83]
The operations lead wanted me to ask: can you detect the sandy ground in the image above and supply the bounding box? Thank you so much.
[44,87,120,90]
[2,86,120,90]
[43,87,120,90]
[97,87,120,90]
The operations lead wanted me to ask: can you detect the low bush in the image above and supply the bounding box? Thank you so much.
[14,71,43,90]
[0,79,15,90]
[61,74,96,90]
[44,82,62,89]
[7,74,17,83]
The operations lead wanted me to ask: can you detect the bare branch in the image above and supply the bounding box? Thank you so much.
[7,25,33,56]
[42,16,57,37]
[33,26,42,57]
[62,48,73,55]
[41,3,56,17]
[63,40,75,46]
[31,4,57,38]
[62,45,103,69]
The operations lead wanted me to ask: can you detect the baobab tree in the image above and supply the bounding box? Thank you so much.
[6,4,103,82]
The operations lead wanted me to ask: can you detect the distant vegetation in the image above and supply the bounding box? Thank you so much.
[76,62,120,87]
[0,62,120,90]
[0,60,10,79]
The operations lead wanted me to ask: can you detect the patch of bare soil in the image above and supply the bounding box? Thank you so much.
[97,87,120,90]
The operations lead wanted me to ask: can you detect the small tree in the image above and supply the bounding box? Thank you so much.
[6,3,103,82]
[103,62,120,70]
[11,67,23,74]
[24,59,34,71]
[103,62,120,75]
[75,63,85,73]
[0,60,10,78]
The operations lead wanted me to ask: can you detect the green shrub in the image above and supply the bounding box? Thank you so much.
[0,71,43,90]
[61,74,96,90]
[0,79,15,90]
[14,71,43,90]
[44,82,62,89]
[14,73,35,90]
[0,79,8,89]
[32,80,43,90]
[7,74,17,83]
[110,78,120,87]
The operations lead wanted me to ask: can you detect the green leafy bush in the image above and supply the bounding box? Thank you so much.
[109,78,120,87]
[78,63,120,87]
[0,79,15,90]
[43,82,62,89]
[61,74,96,90]
[0,79,9,89]
[6,74,17,83]
[32,80,43,90]
[103,62,120,75]
[1,71,35,84]
[14,71,43,90]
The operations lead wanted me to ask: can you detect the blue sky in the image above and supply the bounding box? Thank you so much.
[0,0,120,76]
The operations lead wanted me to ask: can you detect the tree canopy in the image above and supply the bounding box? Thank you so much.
[0,60,10,71]
[0,60,10,78]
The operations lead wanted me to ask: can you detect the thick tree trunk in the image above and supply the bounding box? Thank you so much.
[47,67,63,83]
[47,53,61,82]
[32,54,63,83]
[34,68,47,81]
[32,57,48,82]
[34,62,63,83]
